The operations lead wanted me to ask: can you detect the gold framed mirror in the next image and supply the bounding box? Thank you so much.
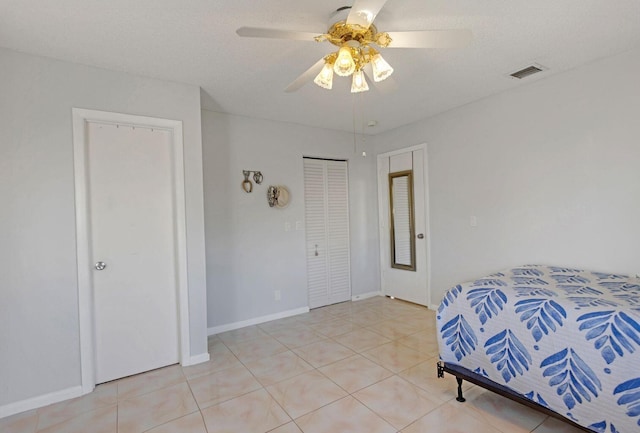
[389,170,416,271]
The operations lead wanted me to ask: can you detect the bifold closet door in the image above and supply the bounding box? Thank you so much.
[303,158,351,309]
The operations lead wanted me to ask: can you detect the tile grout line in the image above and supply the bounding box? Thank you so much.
[215,306,404,429]
[115,382,119,433]
[223,336,295,427]
[179,367,212,433]
[13,300,447,433]
[273,308,432,430]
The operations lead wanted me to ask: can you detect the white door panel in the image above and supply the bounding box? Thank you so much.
[304,158,351,309]
[378,148,429,306]
[88,122,179,383]
[326,161,351,304]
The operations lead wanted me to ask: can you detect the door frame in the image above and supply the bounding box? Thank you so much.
[376,144,433,307]
[72,108,190,393]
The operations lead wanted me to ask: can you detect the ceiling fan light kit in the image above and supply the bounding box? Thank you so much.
[313,59,335,89]
[334,45,357,76]
[311,22,394,93]
[370,50,394,82]
[351,69,369,93]
[236,0,472,94]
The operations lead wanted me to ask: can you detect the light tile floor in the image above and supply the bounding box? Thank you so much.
[1,296,585,433]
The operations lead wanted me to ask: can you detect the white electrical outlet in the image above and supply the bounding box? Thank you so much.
[470,215,478,227]
[274,290,281,301]
[284,222,291,232]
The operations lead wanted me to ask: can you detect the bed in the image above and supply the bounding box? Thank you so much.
[436,265,640,433]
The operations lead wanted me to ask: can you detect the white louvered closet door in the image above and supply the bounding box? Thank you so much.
[303,158,351,309]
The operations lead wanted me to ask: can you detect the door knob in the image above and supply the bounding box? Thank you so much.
[417,233,424,239]
[95,262,107,271]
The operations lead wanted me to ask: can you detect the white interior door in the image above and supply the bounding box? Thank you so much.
[304,158,351,309]
[378,147,429,306]
[87,121,179,383]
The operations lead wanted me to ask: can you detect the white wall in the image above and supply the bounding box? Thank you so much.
[0,48,208,411]
[202,111,380,329]
[374,47,640,306]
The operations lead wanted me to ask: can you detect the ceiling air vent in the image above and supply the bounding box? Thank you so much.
[510,65,545,79]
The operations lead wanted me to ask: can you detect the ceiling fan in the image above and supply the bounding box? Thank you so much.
[236,0,472,93]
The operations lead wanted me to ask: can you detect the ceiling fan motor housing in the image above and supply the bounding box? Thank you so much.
[327,21,378,47]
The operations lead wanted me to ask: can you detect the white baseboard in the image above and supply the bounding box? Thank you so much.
[352,291,382,301]
[430,303,439,311]
[208,307,310,335]
[182,352,210,367]
[0,385,83,419]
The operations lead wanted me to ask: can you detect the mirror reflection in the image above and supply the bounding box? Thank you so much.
[389,170,416,271]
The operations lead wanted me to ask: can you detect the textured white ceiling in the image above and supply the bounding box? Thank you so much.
[1,0,639,134]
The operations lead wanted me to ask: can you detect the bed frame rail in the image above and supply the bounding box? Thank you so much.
[437,361,594,432]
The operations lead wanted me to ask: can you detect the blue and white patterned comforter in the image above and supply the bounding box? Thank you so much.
[436,265,640,433]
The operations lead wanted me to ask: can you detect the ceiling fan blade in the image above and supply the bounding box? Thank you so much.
[236,27,321,42]
[386,29,472,48]
[346,0,388,29]
[285,58,325,93]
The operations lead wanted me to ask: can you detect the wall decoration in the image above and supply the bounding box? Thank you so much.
[242,170,263,193]
[267,185,290,208]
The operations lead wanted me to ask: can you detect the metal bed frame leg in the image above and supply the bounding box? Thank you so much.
[437,361,466,402]
[456,377,466,402]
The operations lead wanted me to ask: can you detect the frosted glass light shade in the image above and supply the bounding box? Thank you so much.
[334,47,356,77]
[314,62,334,89]
[371,53,393,82]
[351,70,369,93]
